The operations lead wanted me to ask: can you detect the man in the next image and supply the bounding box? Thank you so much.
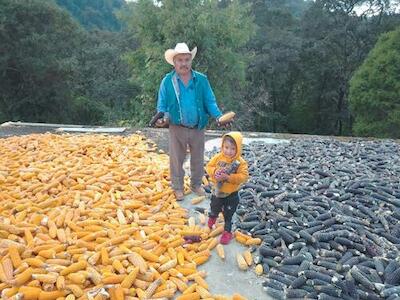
[156,42,223,200]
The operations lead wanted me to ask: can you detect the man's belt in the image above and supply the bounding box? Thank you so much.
[178,124,197,129]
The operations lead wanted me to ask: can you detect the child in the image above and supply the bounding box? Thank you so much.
[205,132,249,244]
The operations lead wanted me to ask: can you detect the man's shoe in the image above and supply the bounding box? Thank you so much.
[207,217,217,229]
[220,231,233,245]
[191,186,205,196]
[174,190,184,201]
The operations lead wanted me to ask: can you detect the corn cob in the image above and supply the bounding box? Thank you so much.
[252,261,263,274]
[144,277,163,299]
[242,250,252,266]
[216,244,225,260]
[232,293,248,300]
[236,253,248,271]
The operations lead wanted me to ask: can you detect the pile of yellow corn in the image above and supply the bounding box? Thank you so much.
[0,133,247,300]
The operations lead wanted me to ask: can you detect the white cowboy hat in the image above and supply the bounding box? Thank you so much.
[165,43,197,65]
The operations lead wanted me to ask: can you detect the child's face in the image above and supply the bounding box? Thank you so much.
[222,140,237,158]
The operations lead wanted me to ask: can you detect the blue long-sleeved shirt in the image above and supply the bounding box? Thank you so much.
[157,70,221,127]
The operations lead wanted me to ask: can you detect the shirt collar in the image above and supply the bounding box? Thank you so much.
[176,70,196,82]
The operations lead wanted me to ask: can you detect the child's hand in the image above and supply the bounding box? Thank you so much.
[218,172,229,181]
[215,168,228,181]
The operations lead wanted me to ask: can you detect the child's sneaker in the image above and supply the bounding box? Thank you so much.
[220,231,233,244]
[207,217,216,229]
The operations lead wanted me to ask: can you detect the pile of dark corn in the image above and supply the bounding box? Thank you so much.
[217,138,400,300]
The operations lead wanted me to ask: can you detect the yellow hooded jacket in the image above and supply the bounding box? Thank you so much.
[205,132,249,197]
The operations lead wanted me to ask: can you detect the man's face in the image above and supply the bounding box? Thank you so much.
[174,53,192,76]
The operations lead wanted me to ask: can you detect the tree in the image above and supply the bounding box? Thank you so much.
[287,0,400,135]
[349,27,400,138]
[122,0,255,126]
[71,30,139,125]
[0,0,85,123]
[244,0,308,132]
[55,0,125,31]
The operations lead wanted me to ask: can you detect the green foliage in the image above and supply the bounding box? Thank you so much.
[349,27,400,138]
[72,30,139,124]
[0,0,84,123]
[55,0,125,31]
[245,0,306,132]
[122,0,255,126]
[0,0,138,125]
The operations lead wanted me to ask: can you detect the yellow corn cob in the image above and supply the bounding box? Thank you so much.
[120,267,139,289]
[56,276,65,290]
[60,261,87,276]
[38,290,65,300]
[195,285,211,298]
[47,219,57,239]
[186,270,207,281]
[217,111,235,123]
[56,229,67,243]
[113,286,124,300]
[134,278,151,290]
[116,209,127,225]
[177,251,185,266]
[18,286,42,300]
[137,271,154,282]
[144,277,162,299]
[216,244,225,260]
[169,277,188,292]
[152,288,175,298]
[32,272,58,284]
[191,196,205,205]
[209,226,224,237]
[23,258,46,268]
[207,238,218,250]
[243,250,252,266]
[65,284,83,298]
[127,253,147,273]
[67,272,86,285]
[38,249,56,259]
[139,249,159,263]
[198,214,206,225]
[11,267,34,286]
[234,230,251,241]
[236,253,248,271]
[101,248,110,265]
[9,245,22,268]
[232,293,248,300]
[245,238,262,246]
[112,259,125,274]
[2,257,14,280]
[87,266,102,285]
[65,295,76,300]
[2,286,19,299]
[193,256,209,265]
[255,264,263,276]
[24,229,34,247]
[176,266,196,276]
[46,258,71,266]
[158,259,177,273]
[102,274,125,284]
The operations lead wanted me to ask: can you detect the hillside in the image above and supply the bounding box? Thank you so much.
[55,0,125,31]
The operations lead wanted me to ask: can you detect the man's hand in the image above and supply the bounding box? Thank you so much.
[216,111,235,128]
[155,118,169,128]
[216,119,233,129]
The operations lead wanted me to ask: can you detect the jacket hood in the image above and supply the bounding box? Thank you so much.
[221,131,243,160]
